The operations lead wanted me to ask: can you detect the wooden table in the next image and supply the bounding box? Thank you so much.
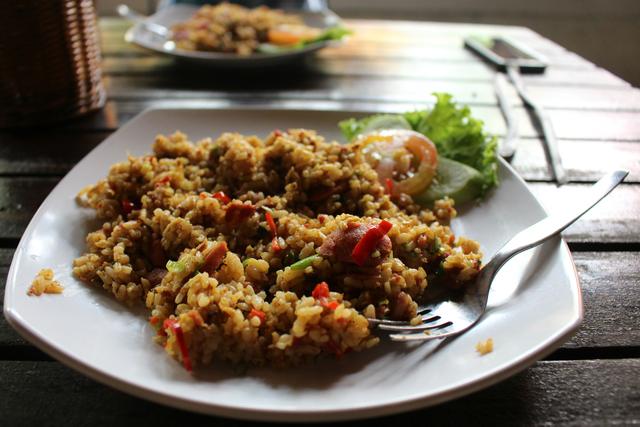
[2,18,639,425]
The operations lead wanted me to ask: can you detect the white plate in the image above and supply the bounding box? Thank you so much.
[124,5,342,67]
[3,108,582,421]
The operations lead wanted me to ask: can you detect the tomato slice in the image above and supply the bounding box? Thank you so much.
[267,25,321,46]
[356,129,438,196]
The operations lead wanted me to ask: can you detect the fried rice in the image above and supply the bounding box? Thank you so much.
[171,2,309,55]
[73,128,482,369]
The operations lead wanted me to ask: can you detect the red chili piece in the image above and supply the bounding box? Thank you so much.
[225,202,256,224]
[271,237,281,252]
[121,198,134,215]
[212,191,231,204]
[163,319,192,372]
[312,281,330,299]
[351,220,393,267]
[321,300,339,310]
[249,308,266,322]
[385,178,394,196]
[155,176,171,187]
[265,212,282,252]
[265,211,277,236]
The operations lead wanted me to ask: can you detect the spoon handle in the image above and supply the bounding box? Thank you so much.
[117,4,170,38]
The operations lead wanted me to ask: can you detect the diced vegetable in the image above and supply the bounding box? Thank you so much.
[265,211,282,251]
[212,191,231,204]
[155,175,171,187]
[290,255,319,270]
[271,238,282,252]
[249,308,266,323]
[164,318,192,372]
[265,211,277,235]
[384,178,394,195]
[121,198,134,215]
[312,281,330,299]
[351,220,393,266]
[166,260,185,273]
[321,300,339,310]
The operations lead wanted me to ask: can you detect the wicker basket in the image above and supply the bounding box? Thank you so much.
[0,0,105,127]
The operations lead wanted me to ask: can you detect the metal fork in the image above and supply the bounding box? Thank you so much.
[371,170,628,342]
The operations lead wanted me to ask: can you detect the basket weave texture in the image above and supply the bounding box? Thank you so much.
[0,0,105,127]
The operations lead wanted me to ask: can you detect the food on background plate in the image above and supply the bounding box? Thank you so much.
[28,269,64,296]
[171,2,349,55]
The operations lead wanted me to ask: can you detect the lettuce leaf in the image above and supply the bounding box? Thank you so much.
[302,26,351,45]
[257,27,351,54]
[338,93,499,193]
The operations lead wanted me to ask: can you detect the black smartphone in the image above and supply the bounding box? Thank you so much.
[464,36,547,74]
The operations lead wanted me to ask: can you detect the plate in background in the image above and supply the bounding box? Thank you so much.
[124,4,343,67]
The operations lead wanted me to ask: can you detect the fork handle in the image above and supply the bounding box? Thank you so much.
[485,170,628,280]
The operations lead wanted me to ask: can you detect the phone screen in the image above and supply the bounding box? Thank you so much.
[487,39,535,60]
[464,36,547,73]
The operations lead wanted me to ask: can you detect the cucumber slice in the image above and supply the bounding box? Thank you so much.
[414,157,484,206]
[361,115,412,134]
[256,43,287,54]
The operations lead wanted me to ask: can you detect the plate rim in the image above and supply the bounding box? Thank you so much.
[3,106,583,421]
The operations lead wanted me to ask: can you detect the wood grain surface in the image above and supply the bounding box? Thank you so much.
[1,17,638,425]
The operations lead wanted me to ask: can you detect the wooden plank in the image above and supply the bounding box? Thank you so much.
[0,250,27,347]
[0,178,59,240]
[310,58,628,87]
[511,139,640,183]
[41,99,640,143]
[568,252,640,348]
[0,132,110,175]
[317,42,592,68]
[102,74,640,112]
[100,56,629,88]
[530,183,640,244]
[0,359,638,424]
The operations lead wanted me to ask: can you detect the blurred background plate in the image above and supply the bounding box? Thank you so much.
[124,4,343,67]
